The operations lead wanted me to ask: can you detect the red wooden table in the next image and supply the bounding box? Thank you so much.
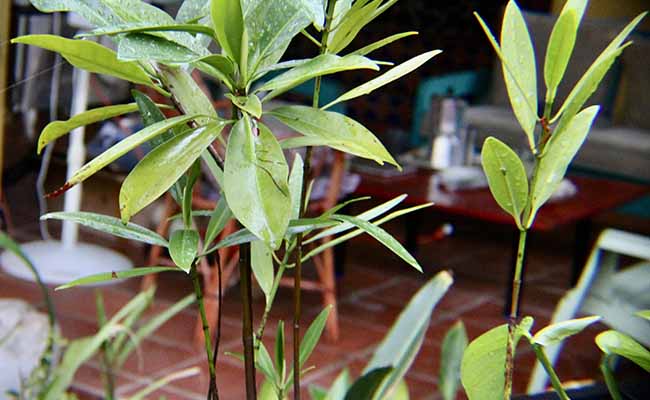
[353,169,650,312]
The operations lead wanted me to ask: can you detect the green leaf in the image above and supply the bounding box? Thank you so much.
[350,32,418,57]
[596,330,650,372]
[332,214,422,272]
[255,341,279,383]
[328,0,400,54]
[439,321,468,400]
[532,316,601,347]
[527,106,599,226]
[500,1,538,150]
[119,122,226,222]
[37,103,140,154]
[323,50,441,110]
[343,367,393,400]
[126,367,200,400]
[169,229,199,273]
[176,0,210,23]
[226,93,263,118]
[41,211,168,247]
[299,306,332,367]
[636,310,650,321]
[288,154,304,220]
[54,267,178,290]
[203,198,233,249]
[275,320,286,382]
[223,117,291,249]
[117,33,202,63]
[61,114,197,192]
[258,54,379,101]
[212,0,244,65]
[298,0,326,30]
[306,194,407,244]
[199,54,236,76]
[11,35,159,92]
[309,386,328,400]
[327,368,352,400]
[76,23,216,40]
[251,241,274,304]
[363,271,453,399]
[270,105,398,167]
[543,9,579,103]
[480,137,529,229]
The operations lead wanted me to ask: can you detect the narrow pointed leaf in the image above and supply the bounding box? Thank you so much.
[527,106,599,226]
[533,316,601,347]
[288,154,304,220]
[251,241,274,303]
[270,105,398,167]
[255,341,278,383]
[212,0,244,65]
[169,229,199,273]
[501,1,538,150]
[275,321,286,381]
[41,211,168,247]
[364,271,453,398]
[55,267,177,290]
[636,310,650,321]
[127,367,200,400]
[327,368,352,400]
[299,306,332,367]
[480,137,529,229]
[38,103,142,154]
[440,321,468,400]
[258,54,379,101]
[76,23,216,39]
[203,198,233,249]
[225,93,262,118]
[224,117,291,249]
[11,35,158,90]
[119,122,225,222]
[323,50,441,109]
[343,367,393,400]
[350,32,418,56]
[596,330,650,372]
[544,9,579,102]
[328,0,400,54]
[552,12,646,128]
[61,114,197,193]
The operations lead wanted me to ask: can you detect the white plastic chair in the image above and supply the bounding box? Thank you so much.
[527,228,650,394]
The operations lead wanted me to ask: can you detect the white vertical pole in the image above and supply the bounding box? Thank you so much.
[61,67,89,249]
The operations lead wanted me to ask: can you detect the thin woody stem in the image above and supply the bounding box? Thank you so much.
[190,264,217,400]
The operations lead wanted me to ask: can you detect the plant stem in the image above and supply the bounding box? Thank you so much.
[211,253,223,400]
[240,242,257,400]
[531,344,570,400]
[504,229,527,400]
[600,355,623,400]
[190,264,217,400]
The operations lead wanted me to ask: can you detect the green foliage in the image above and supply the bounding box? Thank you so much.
[439,321,468,400]
[596,330,650,372]
[56,267,179,290]
[531,316,600,347]
[169,229,199,272]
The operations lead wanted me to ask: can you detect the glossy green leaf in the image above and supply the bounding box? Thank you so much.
[333,214,421,272]
[350,31,418,56]
[551,12,646,131]
[29,0,118,29]
[326,368,352,400]
[38,103,141,154]
[270,105,398,167]
[328,0,400,54]
[636,310,650,321]
[199,54,236,76]
[41,211,168,247]
[76,23,216,40]
[364,271,453,399]
[343,367,393,400]
[241,0,314,77]
[176,0,210,23]
[169,229,199,273]
[251,241,274,304]
[224,117,291,249]
[62,114,197,192]
[323,50,441,110]
[299,0,326,30]
[306,194,407,244]
[299,306,332,367]
[527,106,599,226]
[119,122,225,222]
[256,341,278,383]
[275,320,286,382]
[480,137,529,229]
[502,1,538,150]
[258,54,379,101]
[596,330,650,372]
[117,33,202,63]
[439,321,468,400]
[126,367,200,400]
[532,316,601,347]
[288,153,304,220]
[11,35,159,91]
[544,9,579,103]
[225,93,262,118]
[203,198,233,250]
[212,0,244,65]
[182,161,202,227]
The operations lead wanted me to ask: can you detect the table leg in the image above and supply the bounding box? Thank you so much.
[571,218,593,285]
[504,229,529,316]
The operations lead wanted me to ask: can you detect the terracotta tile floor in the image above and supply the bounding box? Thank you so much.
[2,170,649,399]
